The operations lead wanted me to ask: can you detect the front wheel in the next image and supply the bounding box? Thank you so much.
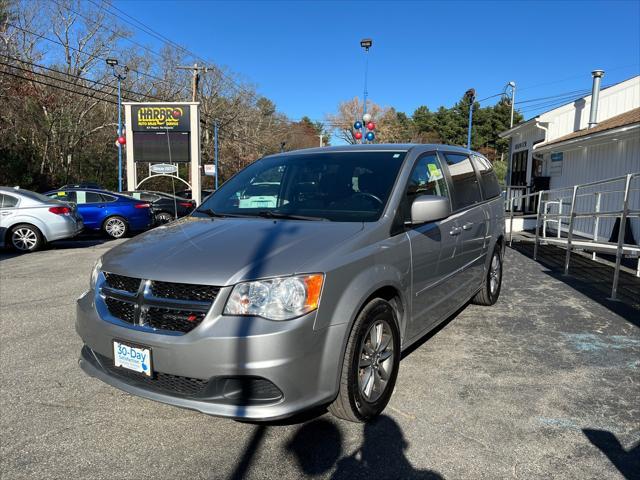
[103,216,128,239]
[472,246,503,306]
[329,298,400,423]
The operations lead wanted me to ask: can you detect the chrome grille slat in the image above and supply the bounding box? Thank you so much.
[100,272,219,334]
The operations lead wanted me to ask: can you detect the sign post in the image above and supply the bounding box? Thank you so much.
[123,102,202,205]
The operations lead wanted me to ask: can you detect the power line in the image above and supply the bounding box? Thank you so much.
[517,63,639,92]
[47,0,167,64]
[5,22,186,93]
[1,54,169,102]
[0,68,118,105]
[86,0,262,103]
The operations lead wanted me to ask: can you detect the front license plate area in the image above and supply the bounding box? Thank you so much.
[113,340,153,377]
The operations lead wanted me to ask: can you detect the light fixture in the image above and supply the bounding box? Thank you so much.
[105,58,118,67]
[360,38,372,50]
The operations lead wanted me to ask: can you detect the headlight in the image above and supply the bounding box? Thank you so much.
[224,274,324,320]
[90,257,102,290]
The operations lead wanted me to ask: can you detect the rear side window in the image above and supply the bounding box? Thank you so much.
[472,155,501,199]
[84,192,103,203]
[1,194,19,208]
[100,194,118,203]
[442,153,482,210]
[140,193,160,202]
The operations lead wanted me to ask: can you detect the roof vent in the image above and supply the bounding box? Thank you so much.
[588,70,605,129]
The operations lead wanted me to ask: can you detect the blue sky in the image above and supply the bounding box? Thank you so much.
[114,0,640,124]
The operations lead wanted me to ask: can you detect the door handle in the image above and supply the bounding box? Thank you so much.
[0,211,11,216]
[449,227,461,236]
[462,222,473,231]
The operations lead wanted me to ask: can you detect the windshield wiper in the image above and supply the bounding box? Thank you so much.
[195,208,246,218]
[257,210,328,221]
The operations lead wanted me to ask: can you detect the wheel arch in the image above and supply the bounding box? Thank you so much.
[4,218,49,243]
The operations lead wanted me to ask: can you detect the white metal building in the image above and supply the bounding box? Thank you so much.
[500,74,640,242]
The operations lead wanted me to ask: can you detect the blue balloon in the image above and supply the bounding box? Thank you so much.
[354,121,362,130]
[366,131,375,141]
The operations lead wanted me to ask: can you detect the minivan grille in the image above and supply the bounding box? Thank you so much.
[100,272,218,334]
[104,273,141,293]
[104,297,136,324]
[150,280,219,302]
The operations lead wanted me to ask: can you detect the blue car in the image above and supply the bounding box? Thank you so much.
[45,188,153,239]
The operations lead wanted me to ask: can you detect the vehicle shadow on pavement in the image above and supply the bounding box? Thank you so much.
[510,243,640,327]
[582,429,640,480]
[285,415,443,479]
[228,415,444,480]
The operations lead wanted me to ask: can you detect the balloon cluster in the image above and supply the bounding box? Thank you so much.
[353,113,375,142]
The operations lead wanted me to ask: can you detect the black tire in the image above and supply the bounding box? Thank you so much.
[329,298,401,423]
[102,216,128,239]
[9,223,44,252]
[472,245,503,306]
[155,211,174,224]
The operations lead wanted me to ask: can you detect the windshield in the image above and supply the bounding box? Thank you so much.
[196,151,407,222]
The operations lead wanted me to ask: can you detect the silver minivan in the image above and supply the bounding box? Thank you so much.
[77,144,505,422]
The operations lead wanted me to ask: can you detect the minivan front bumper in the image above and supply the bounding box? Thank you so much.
[76,290,347,420]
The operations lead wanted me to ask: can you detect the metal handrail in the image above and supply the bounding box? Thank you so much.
[505,172,640,299]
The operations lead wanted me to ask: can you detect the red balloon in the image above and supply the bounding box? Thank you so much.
[117,136,126,145]
[367,122,375,131]
[354,131,363,140]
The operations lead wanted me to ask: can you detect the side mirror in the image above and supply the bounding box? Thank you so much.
[409,195,451,224]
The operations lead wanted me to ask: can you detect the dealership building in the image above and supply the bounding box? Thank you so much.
[499,73,640,242]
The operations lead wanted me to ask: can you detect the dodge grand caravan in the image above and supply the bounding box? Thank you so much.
[77,144,505,422]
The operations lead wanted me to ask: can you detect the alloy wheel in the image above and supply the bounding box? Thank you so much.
[12,227,38,251]
[358,319,394,403]
[489,252,501,296]
[105,218,126,238]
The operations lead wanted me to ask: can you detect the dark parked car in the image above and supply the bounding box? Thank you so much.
[44,188,153,239]
[61,182,104,190]
[122,191,196,224]
[175,188,214,201]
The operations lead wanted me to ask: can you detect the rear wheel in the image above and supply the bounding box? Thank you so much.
[472,246,502,306]
[9,224,43,252]
[103,216,128,239]
[329,298,400,423]
[155,212,174,224]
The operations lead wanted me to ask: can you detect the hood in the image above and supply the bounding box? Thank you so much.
[101,216,364,286]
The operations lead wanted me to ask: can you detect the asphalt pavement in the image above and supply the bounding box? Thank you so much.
[1,238,638,479]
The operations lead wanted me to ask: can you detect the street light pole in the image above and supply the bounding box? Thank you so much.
[106,58,127,192]
[116,76,122,192]
[466,88,475,149]
[360,38,372,144]
[214,120,219,190]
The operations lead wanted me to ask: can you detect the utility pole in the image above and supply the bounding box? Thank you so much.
[319,134,324,147]
[508,81,516,128]
[176,63,210,101]
[177,63,210,188]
